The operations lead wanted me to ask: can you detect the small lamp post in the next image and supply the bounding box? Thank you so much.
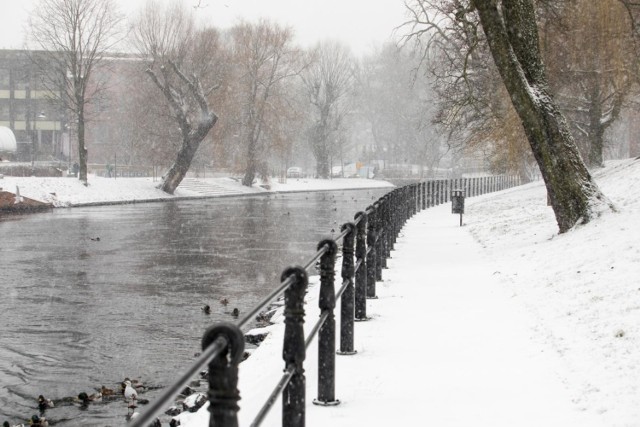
[31,111,46,169]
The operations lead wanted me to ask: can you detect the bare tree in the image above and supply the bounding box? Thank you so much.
[230,20,303,187]
[133,0,223,194]
[549,0,635,167]
[28,0,124,184]
[301,41,354,179]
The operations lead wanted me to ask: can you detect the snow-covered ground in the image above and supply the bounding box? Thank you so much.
[0,175,395,207]
[4,160,639,426]
[169,158,639,426]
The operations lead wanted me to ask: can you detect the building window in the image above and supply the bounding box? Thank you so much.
[0,100,9,118]
[0,68,9,89]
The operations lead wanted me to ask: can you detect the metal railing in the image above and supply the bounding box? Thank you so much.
[129,175,520,427]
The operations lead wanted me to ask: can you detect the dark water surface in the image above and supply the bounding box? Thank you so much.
[0,188,389,426]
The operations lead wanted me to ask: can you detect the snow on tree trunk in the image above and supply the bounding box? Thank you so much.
[161,137,201,194]
[146,61,218,195]
[473,0,613,233]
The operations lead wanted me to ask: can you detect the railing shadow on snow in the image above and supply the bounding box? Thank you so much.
[129,175,520,427]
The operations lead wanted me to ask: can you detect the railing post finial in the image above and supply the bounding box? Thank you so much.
[202,322,245,427]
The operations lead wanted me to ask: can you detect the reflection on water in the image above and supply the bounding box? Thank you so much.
[0,188,389,425]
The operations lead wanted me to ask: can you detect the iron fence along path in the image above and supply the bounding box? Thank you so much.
[129,175,520,427]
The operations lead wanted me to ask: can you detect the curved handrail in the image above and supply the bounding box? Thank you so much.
[129,175,521,427]
[128,336,228,427]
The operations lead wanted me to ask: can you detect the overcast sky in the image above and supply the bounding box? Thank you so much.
[0,0,409,55]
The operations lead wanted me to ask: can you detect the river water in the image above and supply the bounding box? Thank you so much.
[0,188,389,426]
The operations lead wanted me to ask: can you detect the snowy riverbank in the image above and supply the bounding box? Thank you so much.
[0,175,395,207]
[173,157,640,426]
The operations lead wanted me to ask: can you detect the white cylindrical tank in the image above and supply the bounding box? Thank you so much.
[0,126,17,153]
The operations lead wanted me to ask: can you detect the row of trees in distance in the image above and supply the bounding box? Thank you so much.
[27,0,449,193]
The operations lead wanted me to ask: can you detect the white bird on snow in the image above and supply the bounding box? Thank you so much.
[124,380,138,401]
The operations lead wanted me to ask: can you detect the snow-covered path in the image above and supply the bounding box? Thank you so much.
[302,205,598,427]
[181,202,600,427]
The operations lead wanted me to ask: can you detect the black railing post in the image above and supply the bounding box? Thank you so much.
[314,239,340,406]
[422,181,426,210]
[282,266,309,427]
[203,323,245,427]
[375,202,383,281]
[445,179,450,203]
[408,185,412,216]
[430,180,435,207]
[379,197,388,269]
[414,183,418,215]
[366,205,378,299]
[354,211,368,321]
[338,223,357,355]
[404,186,410,223]
[403,186,409,222]
[390,191,398,247]
[445,180,449,203]
[384,195,392,259]
[425,181,433,209]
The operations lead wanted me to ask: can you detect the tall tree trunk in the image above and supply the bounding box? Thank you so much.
[587,79,605,167]
[160,138,200,194]
[588,114,606,167]
[78,109,88,184]
[147,62,218,195]
[473,0,612,233]
[317,156,329,178]
[242,135,258,187]
[315,143,330,179]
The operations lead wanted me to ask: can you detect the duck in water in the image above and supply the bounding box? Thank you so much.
[100,385,116,397]
[29,415,48,426]
[37,395,54,412]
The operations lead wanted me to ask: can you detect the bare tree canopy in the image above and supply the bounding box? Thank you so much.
[28,0,124,184]
[230,20,303,187]
[302,40,354,179]
[549,0,635,167]
[133,0,222,194]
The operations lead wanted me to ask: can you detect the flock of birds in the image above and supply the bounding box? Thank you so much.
[2,378,148,427]
[202,297,239,317]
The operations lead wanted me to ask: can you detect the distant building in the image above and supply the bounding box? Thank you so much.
[0,50,67,162]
